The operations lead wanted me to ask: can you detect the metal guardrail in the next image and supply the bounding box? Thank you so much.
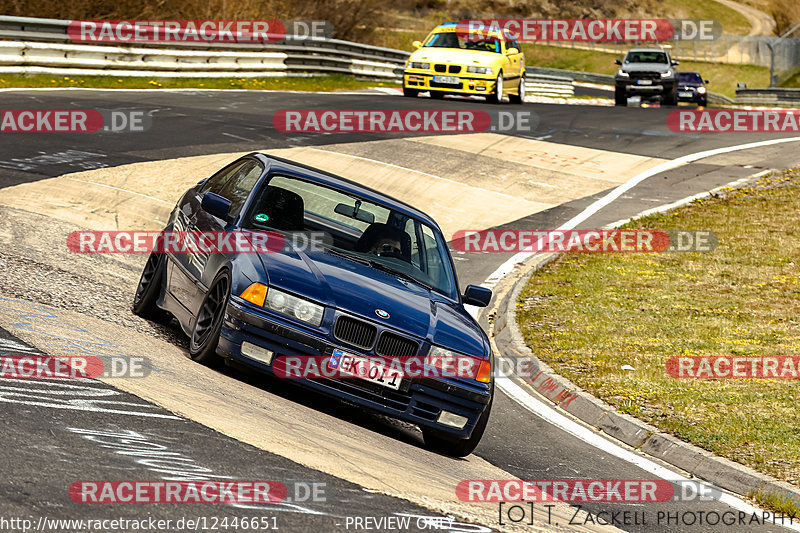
[524,70,575,97]
[735,88,800,106]
[0,15,408,80]
[0,15,580,97]
[528,66,613,85]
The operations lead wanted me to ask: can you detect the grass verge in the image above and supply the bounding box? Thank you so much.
[516,170,800,491]
[0,74,399,92]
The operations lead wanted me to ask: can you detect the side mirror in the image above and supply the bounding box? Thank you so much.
[201,192,232,222]
[704,79,710,84]
[505,47,519,55]
[412,40,422,49]
[671,60,680,66]
[615,59,622,65]
[463,285,492,307]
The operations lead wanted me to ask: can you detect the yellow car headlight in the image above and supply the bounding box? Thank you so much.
[467,66,492,74]
[409,62,430,70]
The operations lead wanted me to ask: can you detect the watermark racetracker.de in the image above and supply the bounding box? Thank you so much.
[451,229,717,253]
[0,110,153,133]
[68,20,333,43]
[272,110,539,134]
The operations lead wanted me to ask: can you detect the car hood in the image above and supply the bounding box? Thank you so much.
[256,249,488,356]
[410,47,501,66]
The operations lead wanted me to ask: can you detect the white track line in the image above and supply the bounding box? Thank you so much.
[498,376,800,530]
[484,136,800,530]
[483,136,800,289]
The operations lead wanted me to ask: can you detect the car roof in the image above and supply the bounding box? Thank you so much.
[432,22,506,38]
[249,152,443,232]
[626,48,668,54]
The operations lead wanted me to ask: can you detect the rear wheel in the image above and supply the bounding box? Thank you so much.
[402,87,418,97]
[486,73,503,104]
[189,270,230,366]
[423,397,492,457]
[509,73,525,104]
[429,91,445,99]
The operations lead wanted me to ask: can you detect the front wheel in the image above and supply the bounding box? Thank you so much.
[486,73,503,104]
[189,270,230,366]
[423,397,492,457]
[509,73,525,104]
[614,86,627,106]
[403,87,418,97]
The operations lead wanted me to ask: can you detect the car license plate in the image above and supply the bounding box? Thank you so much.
[434,75,459,85]
[637,79,653,85]
[679,91,693,98]
[329,349,402,390]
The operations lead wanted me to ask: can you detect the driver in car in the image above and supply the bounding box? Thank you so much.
[371,237,403,257]
[356,223,410,262]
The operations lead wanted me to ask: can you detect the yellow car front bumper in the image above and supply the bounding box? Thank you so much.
[403,71,497,95]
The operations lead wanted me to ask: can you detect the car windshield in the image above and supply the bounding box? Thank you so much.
[424,31,501,53]
[242,173,458,299]
[679,72,703,83]
[625,51,668,64]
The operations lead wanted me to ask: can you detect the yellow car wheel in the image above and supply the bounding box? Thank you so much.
[487,73,503,104]
[510,73,525,104]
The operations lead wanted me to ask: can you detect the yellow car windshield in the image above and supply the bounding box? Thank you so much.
[424,32,501,53]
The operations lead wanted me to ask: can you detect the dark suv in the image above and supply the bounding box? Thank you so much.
[614,48,680,106]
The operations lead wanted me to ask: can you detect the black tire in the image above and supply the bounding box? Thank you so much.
[486,73,503,104]
[423,397,492,458]
[189,270,231,366]
[509,73,525,104]
[698,98,707,107]
[614,87,627,106]
[429,91,445,99]
[132,251,168,321]
[663,90,678,106]
[402,87,418,97]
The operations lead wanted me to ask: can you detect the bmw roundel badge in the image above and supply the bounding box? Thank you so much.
[375,309,390,319]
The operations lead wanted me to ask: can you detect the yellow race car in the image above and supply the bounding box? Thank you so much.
[403,23,525,104]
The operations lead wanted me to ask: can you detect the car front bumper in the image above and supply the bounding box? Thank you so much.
[404,71,498,95]
[617,80,675,95]
[218,298,492,439]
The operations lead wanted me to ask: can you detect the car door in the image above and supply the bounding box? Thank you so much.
[504,38,523,86]
[167,159,254,318]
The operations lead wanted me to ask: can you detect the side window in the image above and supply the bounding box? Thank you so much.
[405,218,422,270]
[216,161,263,215]
[199,161,248,196]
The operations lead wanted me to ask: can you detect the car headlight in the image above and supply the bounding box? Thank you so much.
[697,86,707,94]
[409,62,430,70]
[264,288,324,326]
[661,70,674,78]
[467,66,491,74]
[616,69,629,77]
[426,346,491,382]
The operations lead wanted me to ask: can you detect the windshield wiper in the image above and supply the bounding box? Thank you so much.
[366,260,434,291]
[324,247,371,265]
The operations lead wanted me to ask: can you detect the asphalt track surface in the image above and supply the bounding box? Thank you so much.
[1,88,800,533]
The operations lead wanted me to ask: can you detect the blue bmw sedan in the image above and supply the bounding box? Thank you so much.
[133,153,494,456]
